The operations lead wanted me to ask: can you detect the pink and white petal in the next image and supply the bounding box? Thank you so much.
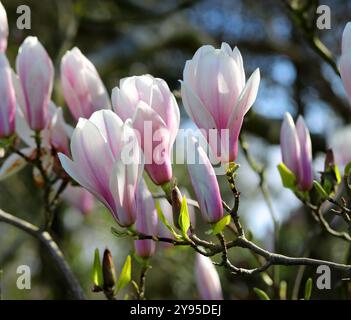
[61,75,83,121]
[15,108,35,147]
[340,55,351,104]
[70,118,115,198]
[58,152,113,211]
[217,53,243,125]
[180,81,216,131]
[11,70,26,116]
[133,101,173,184]
[280,113,301,176]
[187,135,223,223]
[296,116,313,190]
[152,78,180,144]
[342,22,351,54]
[227,68,260,128]
[109,160,138,226]
[195,254,223,300]
[183,60,197,91]
[194,51,221,122]
[134,75,154,106]
[89,110,124,159]
[132,100,167,145]
[84,67,111,112]
[232,47,246,86]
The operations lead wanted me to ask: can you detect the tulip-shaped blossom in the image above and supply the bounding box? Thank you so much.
[0,1,8,53]
[58,109,143,227]
[112,74,180,185]
[0,53,16,138]
[16,36,54,131]
[340,22,351,104]
[61,47,111,121]
[195,254,223,300]
[280,113,313,191]
[61,185,95,215]
[187,136,223,223]
[134,179,158,258]
[181,43,260,162]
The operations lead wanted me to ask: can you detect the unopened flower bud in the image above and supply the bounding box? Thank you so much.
[171,185,182,229]
[102,249,117,291]
[280,113,313,191]
[324,149,335,169]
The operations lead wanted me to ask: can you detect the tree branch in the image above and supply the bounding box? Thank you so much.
[0,209,86,300]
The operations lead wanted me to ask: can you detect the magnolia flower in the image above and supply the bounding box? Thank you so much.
[16,36,54,131]
[61,47,111,121]
[340,22,351,105]
[195,254,223,300]
[134,179,158,258]
[280,113,313,191]
[0,53,16,138]
[58,109,143,227]
[0,1,8,53]
[187,136,223,223]
[181,43,260,162]
[61,185,95,215]
[112,74,180,185]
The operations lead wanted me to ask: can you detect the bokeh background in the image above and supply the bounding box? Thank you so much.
[1,0,351,300]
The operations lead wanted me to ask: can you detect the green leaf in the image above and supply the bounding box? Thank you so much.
[92,248,103,287]
[345,161,351,176]
[277,162,296,189]
[211,215,231,235]
[279,280,287,300]
[111,227,129,238]
[227,162,240,175]
[304,278,312,300]
[253,287,270,300]
[313,180,328,200]
[155,201,180,239]
[178,196,190,238]
[115,255,132,294]
[261,272,274,287]
[333,165,342,185]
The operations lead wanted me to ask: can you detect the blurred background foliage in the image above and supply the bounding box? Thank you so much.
[1,0,351,300]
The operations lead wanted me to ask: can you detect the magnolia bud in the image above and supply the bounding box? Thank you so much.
[171,185,182,229]
[102,249,117,291]
[0,2,8,53]
[324,149,335,169]
[16,36,54,131]
[280,113,313,191]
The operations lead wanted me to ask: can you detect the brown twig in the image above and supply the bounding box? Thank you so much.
[0,209,86,299]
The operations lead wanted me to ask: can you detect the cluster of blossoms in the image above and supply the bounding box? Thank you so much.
[1,0,351,300]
